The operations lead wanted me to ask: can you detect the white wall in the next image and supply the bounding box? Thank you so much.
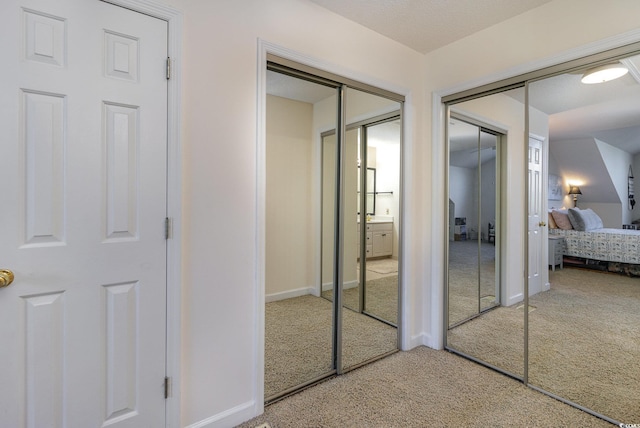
[266,95,314,301]
[449,166,475,229]
[163,0,425,426]
[595,139,633,225]
[140,0,640,425]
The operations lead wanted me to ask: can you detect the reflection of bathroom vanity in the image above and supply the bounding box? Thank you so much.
[357,219,393,259]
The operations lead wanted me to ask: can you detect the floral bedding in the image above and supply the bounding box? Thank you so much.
[549,228,640,264]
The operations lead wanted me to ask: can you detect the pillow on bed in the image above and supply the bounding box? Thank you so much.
[567,208,603,231]
[551,210,573,230]
[548,211,558,229]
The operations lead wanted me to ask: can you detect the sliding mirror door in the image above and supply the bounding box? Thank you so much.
[266,61,404,401]
[446,91,525,379]
[265,70,338,401]
[360,118,401,327]
[526,54,640,424]
[337,87,401,371]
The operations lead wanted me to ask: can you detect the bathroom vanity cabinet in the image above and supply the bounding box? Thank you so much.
[357,221,393,259]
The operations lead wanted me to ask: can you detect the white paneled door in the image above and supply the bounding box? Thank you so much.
[0,1,168,427]
[528,136,543,296]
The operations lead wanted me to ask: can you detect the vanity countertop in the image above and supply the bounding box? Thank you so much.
[357,216,394,224]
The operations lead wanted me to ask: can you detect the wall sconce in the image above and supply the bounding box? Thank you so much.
[568,185,582,207]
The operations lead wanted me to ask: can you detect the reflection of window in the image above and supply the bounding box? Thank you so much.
[357,167,376,215]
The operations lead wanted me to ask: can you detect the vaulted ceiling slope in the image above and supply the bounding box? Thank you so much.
[309,0,553,54]
[551,138,629,205]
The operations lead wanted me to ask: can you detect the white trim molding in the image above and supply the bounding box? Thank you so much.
[183,400,256,428]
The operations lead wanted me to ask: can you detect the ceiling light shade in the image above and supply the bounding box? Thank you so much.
[581,63,629,84]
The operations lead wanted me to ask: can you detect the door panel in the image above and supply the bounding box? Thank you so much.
[446,105,523,379]
[342,88,399,371]
[528,137,543,296]
[0,1,168,426]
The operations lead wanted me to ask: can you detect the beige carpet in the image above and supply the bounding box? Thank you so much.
[265,295,396,399]
[321,274,398,324]
[448,240,498,325]
[448,267,640,423]
[239,346,610,428]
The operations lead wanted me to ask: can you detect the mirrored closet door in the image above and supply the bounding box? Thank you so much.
[526,56,640,424]
[445,93,525,380]
[444,46,640,425]
[341,88,400,371]
[265,62,403,403]
[265,70,337,401]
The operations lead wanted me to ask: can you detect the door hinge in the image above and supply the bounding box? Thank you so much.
[165,217,172,240]
[164,376,172,399]
[166,57,171,80]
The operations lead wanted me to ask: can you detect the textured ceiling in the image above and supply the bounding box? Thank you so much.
[309,0,553,54]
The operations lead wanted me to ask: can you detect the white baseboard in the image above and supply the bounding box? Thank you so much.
[265,286,313,303]
[184,400,256,428]
[409,332,437,350]
[506,292,524,307]
[320,279,359,292]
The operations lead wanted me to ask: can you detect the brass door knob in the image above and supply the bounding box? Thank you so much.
[538,221,546,227]
[0,269,14,288]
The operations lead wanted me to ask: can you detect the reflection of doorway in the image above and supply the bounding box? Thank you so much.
[321,113,401,327]
[447,115,502,328]
[527,135,546,296]
[264,62,403,403]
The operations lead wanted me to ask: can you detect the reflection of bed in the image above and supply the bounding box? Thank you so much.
[549,228,640,264]
[548,207,640,276]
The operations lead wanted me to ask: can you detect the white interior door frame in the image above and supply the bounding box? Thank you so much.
[101,1,182,427]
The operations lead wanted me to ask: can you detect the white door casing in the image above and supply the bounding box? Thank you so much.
[0,1,169,427]
[527,136,544,296]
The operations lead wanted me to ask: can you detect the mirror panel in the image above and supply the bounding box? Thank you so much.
[479,130,499,312]
[526,57,640,423]
[362,120,400,326]
[446,91,524,379]
[265,70,337,399]
[265,66,404,398]
[342,87,400,371]
[448,119,481,327]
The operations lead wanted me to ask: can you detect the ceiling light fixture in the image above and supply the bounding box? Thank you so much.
[581,63,629,84]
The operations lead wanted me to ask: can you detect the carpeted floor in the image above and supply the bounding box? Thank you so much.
[266,259,399,399]
[239,346,611,428]
[448,240,498,325]
[321,274,398,324]
[448,266,640,423]
[264,254,638,424]
[265,294,397,399]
